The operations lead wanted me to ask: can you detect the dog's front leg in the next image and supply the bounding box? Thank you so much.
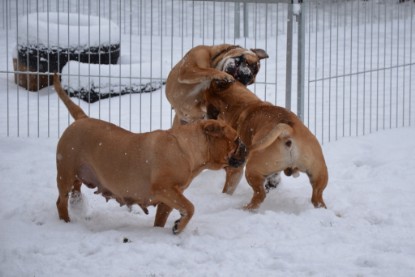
[154,187,195,234]
[222,166,244,195]
[154,203,173,228]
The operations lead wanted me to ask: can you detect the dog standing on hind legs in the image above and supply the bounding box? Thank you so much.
[53,74,247,234]
[205,80,328,210]
[166,44,269,126]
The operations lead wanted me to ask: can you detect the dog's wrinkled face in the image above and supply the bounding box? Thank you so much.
[202,120,247,169]
[221,48,269,86]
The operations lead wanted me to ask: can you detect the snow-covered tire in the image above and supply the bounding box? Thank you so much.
[14,12,120,91]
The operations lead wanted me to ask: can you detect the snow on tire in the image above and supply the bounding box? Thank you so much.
[13,12,120,91]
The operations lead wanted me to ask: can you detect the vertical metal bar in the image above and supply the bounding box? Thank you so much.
[285,2,293,110]
[314,1,318,135]
[307,0,311,127]
[6,0,9,136]
[410,1,413,126]
[356,1,360,136]
[395,5,401,127]
[389,5,393,129]
[150,0,153,131]
[139,0,143,132]
[370,0,373,133]
[160,0,164,129]
[349,0,353,137]
[329,1,332,142]
[234,2,240,39]
[275,3,279,106]
[342,1,346,137]
[264,3,268,98]
[129,0,132,131]
[36,6,40,137]
[170,0,174,126]
[243,2,248,38]
[15,0,20,137]
[376,0,380,131]
[321,2,325,143]
[192,0,195,47]
[363,1,367,135]
[402,1,406,127]
[297,2,305,122]
[109,0,112,124]
[335,1,339,141]
[383,3,387,129]
[118,0,122,128]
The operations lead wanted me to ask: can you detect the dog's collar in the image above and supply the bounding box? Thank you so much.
[211,45,242,67]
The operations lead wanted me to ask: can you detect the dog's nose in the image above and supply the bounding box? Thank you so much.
[228,139,248,168]
[238,71,253,86]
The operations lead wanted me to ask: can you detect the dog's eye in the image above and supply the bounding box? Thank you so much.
[235,56,245,66]
[250,62,259,75]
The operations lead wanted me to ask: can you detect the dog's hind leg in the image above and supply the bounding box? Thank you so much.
[153,187,194,234]
[56,169,82,222]
[308,170,328,209]
[154,203,173,228]
[222,166,244,195]
[244,168,267,210]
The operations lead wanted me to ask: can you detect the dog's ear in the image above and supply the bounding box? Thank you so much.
[250,48,269,60]
[203,121,224,138]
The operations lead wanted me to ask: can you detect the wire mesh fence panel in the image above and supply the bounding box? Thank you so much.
[0,0,291,137]
[1,0,414,140]
[302,0,414,144]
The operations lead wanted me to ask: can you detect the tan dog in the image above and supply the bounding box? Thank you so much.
[166,44,268,126]
[53,74,247,234]
[205,81,328,210]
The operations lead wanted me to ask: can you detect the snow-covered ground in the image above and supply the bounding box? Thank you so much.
[1,1,415,276]
[1,127,415,276]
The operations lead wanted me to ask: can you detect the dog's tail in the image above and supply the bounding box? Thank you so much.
[250,123,293,152]
[53,73,87,120]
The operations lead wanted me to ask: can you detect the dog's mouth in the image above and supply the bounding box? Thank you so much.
[224,56,258,86]
[228,138,248,168]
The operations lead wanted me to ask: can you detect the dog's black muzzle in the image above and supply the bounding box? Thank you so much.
[228,138,248,168]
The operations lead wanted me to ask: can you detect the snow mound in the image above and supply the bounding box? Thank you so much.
[17,12,120,49]
[61,61,165,102]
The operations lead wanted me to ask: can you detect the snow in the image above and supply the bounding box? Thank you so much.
[17,12,120,48]
[1,128,415,276]
[61,61,163,96]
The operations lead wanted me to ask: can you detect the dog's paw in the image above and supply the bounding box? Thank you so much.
[172,219,181,235]
[265,173,281,193]
[243,202,260,211]
[211,73,235,90]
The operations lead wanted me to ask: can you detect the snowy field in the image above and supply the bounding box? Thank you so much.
[1,128,415,276]
[1,1,415,276]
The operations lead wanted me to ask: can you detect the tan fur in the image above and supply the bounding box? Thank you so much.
[166,44,268,127]
[53,74,246,234]
[205,81,328,210]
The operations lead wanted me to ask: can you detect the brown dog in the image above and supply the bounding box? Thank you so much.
[205,81,328,210]
[166,44,268,126]
[53,74,247,234]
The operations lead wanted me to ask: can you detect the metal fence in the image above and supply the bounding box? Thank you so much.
[0,0,292,137]
[302,0,414,143]
[0,0,414,142]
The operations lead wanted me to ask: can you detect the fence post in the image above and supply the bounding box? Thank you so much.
[285,1,293,110]
[296,2,305,121]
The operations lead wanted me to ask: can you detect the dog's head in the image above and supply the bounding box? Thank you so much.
[216,47,269,86]
[202,120,247,169]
